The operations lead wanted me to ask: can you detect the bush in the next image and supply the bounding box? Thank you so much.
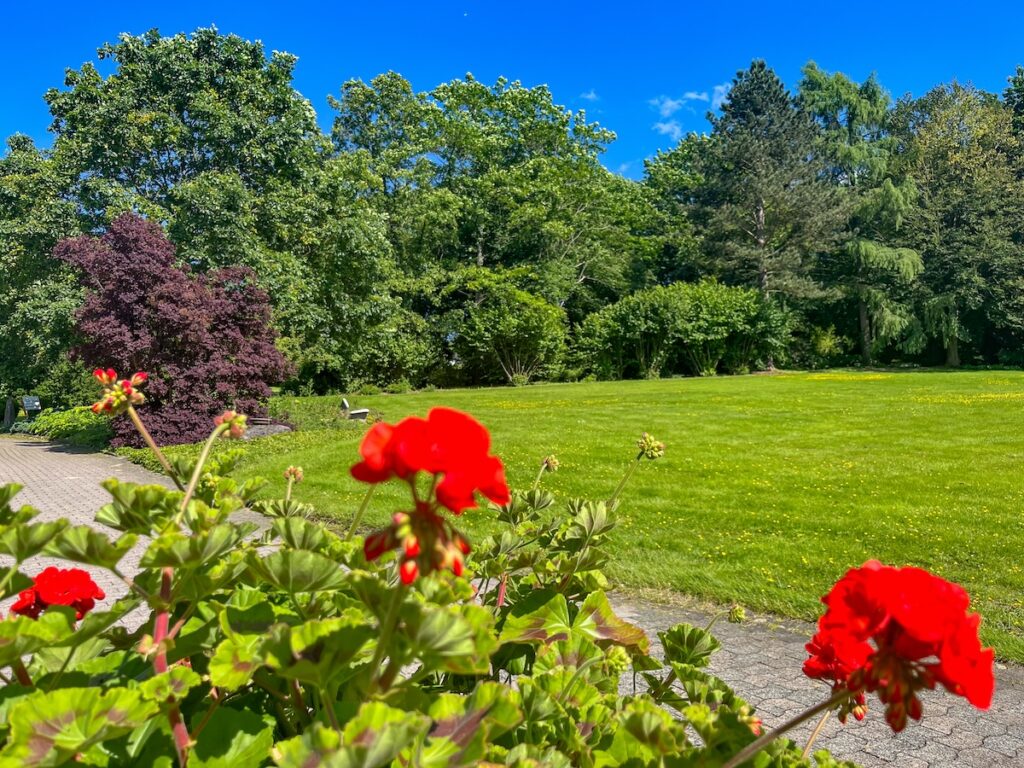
[0,398,996,767]
[15,407,112,448]
[578,280,787,379]
[453,286,567,385]
[56,214,291,447]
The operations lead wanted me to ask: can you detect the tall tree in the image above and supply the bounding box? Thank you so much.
[697,61,843,305]
[891,84,1024,366]
[798,63,922,364]
[0,136,84,401]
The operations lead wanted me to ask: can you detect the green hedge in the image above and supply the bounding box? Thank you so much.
[9,407,112,449]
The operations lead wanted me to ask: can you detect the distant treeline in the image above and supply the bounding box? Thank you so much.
[4,29,1024,402]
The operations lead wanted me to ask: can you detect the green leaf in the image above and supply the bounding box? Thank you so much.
[0,611,75,668]
[498,589,571,646]
[45,525,137,570]
[272,517,327,551]
[209,634,264,690]
[406,603,496,675]
[95,480,178,535]
[273,704,429,768]
[248,549,348,593]
[191,707,274,768]
[140,524,245,570]
[0,567,32,600]
[426,682,522,766]
[1,687,159,766]
[0,520,67,560]
[262,612,375,688]
[573,591,649,654]
[140,667,203,702]
[0,484,36,526]
[534,633,604,676]
[659,623,721,668]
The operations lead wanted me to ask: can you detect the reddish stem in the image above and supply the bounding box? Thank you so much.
[153,567,191,765]
[496,573,508,608]
[13,660,32,687]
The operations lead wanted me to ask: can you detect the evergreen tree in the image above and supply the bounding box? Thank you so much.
[798,63,922,364]
[697,61,843,304]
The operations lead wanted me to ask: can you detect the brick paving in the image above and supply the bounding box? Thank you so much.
[1,436,1021,766]
[614,600,1024,767]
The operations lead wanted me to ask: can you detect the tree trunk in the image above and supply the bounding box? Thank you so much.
[2,398,14,430]
[476,235,485,268]
[858,298,872,365]
[946,336,960,367]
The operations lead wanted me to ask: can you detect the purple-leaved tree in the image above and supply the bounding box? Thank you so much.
[57,213,291,446]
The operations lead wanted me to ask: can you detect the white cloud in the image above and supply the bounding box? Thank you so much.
[683,90,709,102]
[615,161,633,176]
[649,96,684,118]
[711,82,731,111]
[579,89,599,101]
[653,120,684,142]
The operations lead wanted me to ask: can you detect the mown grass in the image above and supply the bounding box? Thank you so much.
[120,371,1024,661]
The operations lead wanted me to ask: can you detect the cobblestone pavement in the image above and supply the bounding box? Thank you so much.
[1,437,1021,766]
[614,600,1024,767]
[0,437,265,610]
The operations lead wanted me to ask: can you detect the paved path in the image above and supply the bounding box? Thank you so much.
[1,437,1021,766]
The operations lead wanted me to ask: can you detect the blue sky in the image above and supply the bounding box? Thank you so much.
[5,1,1024,178]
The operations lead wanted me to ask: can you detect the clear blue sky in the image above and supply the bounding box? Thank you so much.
[5,1,1024,178]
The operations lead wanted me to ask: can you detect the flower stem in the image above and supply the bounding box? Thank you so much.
[12,660,32,687]
[801,709,832,759]
[531,463,547,491]
[152,567,191,767]
[368,583,404,695]
[722,689,850,768]
[174,424,229,525]
[285,477,294,504]
[345,485,376,541]
[607,454,642,508]
[127,406,184,491]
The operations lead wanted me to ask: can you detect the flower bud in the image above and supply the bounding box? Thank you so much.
[283,466,304,483]
[542,455,560,472]
[399,559,419,585]
[214,410,248,439]
[637,432,665,460]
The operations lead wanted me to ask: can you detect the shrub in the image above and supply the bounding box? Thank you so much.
[17,406,112,448]
[453,286,567,385]
[56,214,291,446]
[578,280,787,379]
[0,389,997,767]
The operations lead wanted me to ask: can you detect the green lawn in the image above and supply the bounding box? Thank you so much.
[123,371,1024,660]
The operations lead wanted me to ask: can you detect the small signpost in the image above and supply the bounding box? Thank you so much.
[21,396,42,419]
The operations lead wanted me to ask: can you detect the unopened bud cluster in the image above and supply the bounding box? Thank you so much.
[214,410,248,439]
[637,432,665,460]
[91,369,148,415]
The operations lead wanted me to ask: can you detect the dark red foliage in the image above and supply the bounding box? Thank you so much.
[57,214,291,446]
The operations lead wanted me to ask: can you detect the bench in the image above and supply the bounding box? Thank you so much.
[341,398,370,421]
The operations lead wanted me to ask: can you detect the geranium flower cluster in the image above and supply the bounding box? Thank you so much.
[214,410,248,439]
[804,561,995,732]
[352,408,510,582]
[11,567,105,620]
[91,369,148,415]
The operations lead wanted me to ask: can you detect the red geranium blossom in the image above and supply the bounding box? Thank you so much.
[804,561,994,732]
[351,408,510,513]
[91,369,148,415]
[11,567,105,620]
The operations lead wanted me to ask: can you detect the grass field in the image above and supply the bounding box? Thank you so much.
[122,371,1024,660]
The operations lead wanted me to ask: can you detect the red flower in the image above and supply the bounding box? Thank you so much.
[804,561,994,732]
[11,567,105,621]
[362,507,473,585]
[350,408,509,513]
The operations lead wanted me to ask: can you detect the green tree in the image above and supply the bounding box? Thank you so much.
[891,83,1024,366]
[697,61,843,303]
[0,136,84,401]
[798,63,922,364]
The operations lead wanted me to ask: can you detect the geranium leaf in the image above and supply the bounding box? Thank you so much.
[427,682,522,766]
[659,623,721,668]
[209,634,264,691]
[573,591,649,654]
[0,520,67,560]
[247,549,348,593]
[1,687,159,766]
[140,667,203,702]
[406,603,496,675]
[96,480,179,535]
[190,707,274,768]
[45,525,137,570]
[140,524,246,570]
[0,611,75,668]
[498,589,571,646]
